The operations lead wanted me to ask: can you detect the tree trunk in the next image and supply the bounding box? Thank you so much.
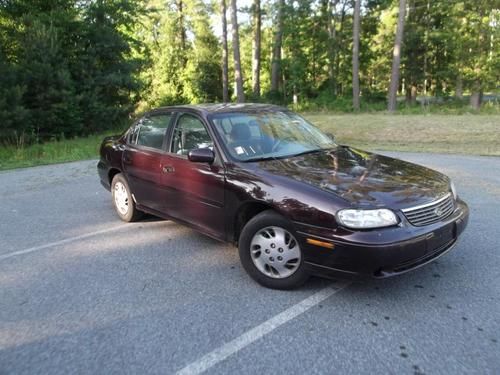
[469,5,487,110]
[455,74,463,100]
[178,0,185,50]
[352,0,361,111]
[221,0,229,102]
[252,0,261,97]
[405,83,417,105]
[470,80,482,110]
[387,0,407,112]
[334,1,347,96]
[271,0,284,93]
[411,85,417,105]
[326,0,339,95]
[178,0,187,67]
[423,0,429,97]
[230,0,245,102]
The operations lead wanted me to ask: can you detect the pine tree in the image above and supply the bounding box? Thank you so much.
[221,0,230,102]
[352,0,361,110]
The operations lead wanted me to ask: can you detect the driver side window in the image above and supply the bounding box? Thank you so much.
[170,114,213,155]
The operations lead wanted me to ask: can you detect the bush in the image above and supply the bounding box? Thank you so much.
[289,91,387,113]
[267,88,500,115]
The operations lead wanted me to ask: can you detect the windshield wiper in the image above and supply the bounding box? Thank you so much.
[242,155,279,162]
[287,148,324,158]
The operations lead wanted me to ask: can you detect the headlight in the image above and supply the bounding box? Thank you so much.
[450,181,457,200]
[337,208,398,229]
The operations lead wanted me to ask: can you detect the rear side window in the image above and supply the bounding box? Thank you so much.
[170,114,213,155]
[133,114,172,150]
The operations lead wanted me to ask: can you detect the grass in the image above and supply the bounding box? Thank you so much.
[1,113,499,171]
[304,113,500,156]
[0,132,119,171]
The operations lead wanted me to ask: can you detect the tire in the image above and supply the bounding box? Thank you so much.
[238,210,309,290]
[111,173,143,222]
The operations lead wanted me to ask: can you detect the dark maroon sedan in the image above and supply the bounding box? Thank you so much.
[98,104,469,289]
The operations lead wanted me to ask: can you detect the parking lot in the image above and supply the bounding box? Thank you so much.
[1,152,499,374]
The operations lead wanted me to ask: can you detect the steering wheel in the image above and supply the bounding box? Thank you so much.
[271,136,296,152]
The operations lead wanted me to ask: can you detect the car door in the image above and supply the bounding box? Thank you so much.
[122,112,173,213]
[160,112,225,238]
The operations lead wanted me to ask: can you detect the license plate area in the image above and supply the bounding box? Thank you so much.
[427,223,456,251]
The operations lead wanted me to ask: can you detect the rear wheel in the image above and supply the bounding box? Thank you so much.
[111,173,143,222]
[238,210,309,289]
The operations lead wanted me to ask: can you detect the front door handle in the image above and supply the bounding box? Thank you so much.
[162,166,175,173]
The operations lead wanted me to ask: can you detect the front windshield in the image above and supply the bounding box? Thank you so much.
[210,111,336,161]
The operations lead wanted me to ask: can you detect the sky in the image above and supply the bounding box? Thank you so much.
[211,0,254,38]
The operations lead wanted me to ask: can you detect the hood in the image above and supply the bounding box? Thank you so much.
[256,147,450,209]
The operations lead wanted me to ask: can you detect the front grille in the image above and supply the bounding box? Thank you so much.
[374,237,456,277]
[402,193,455,226]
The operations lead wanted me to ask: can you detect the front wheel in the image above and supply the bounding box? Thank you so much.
[238,210,309,289]
[111,173,143,222]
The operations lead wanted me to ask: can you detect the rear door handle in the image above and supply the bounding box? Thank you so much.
[162,166,175,173]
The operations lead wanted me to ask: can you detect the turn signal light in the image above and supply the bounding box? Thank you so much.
[306,238,335,249]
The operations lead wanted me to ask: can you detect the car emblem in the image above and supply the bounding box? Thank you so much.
[434,207,444,216]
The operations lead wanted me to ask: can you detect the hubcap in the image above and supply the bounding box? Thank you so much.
[250,226,301,279]
[113,181,129,216]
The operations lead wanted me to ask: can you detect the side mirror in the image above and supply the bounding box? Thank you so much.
[188,148,215,163]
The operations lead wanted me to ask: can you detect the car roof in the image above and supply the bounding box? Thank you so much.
[153,103,287,115]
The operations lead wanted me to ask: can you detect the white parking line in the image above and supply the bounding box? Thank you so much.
[176,281,351,375]
[0,222,164,262]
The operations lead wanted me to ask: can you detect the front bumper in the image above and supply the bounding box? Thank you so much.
[295,198,469,279]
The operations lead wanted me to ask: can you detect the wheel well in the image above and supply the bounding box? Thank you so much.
[234,202,274,243]
[108,168,121,185]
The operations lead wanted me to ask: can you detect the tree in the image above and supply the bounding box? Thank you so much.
[0,51,28,144]
[352,0,361,110]
[138,0,222,106]
[230,0,245,102]
[78,0,144,133]
[0,0,498,146]
[0,0,82,140]
[282,0,319,102]
[325,0,340,95]
[20,21,81,139]
[177,0,187,54]
[459,1,499,109]
[221,0,229,102]
[137,0,190,107]
[270,0,284,94]
[181,1,222,103]
[0,0,144,140]
[402,0,424,105]
[329,0,349,96]
[251,0,261,97]
[387,0,406,112]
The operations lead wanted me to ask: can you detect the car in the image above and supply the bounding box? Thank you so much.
[97,104,469,289]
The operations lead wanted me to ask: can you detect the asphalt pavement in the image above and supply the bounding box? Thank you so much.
[0,151,499,375]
